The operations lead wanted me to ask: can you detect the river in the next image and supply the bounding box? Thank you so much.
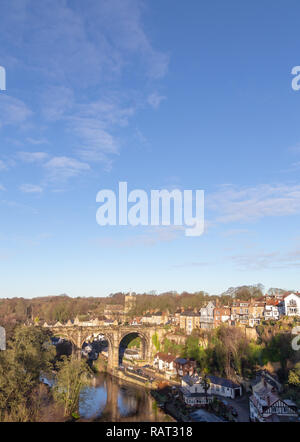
[78,372,171,422]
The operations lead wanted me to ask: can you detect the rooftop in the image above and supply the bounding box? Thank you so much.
[155,352,175,363]
[208,375,241,389]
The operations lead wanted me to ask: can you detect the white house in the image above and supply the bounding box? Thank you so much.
[199,301,215,330]
[263,303,280,321]
[180,375,213,406]
[200,301,215,318]
[180,389,214,407]
[249,377,297,422]
[207,375,242,399]
[124,348,140,360]
[282,293,300,317]
[154,352,176,378]
[181,374,242,400]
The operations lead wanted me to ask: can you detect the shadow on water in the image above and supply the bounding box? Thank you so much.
[79,372,168,422]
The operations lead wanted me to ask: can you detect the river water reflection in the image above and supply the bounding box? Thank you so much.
[79,372,170,422]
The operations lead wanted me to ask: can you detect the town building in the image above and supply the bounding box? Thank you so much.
[174,358,197,377]
[207,375,242,399]
[141,311,167,325]
[249,375,297,422]
[179,309,201,334]
[172,309,182,326]
[248,301,265,326]
[123,348,140,361]
[199,301,215,330]
[231,301,250,325]
[251,370,282,393]
[263,301,280,321]
[282,293,300,317]
[129,317,142,326]
[213,306,231,327]
[124,292,137,315]
[104,304,124,321]
[153,352,176,378]
[180,376,214,407]
[265,292,286,302]
[181,374,242,400]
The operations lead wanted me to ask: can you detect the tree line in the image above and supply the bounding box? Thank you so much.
[0,284,273,336]
[0,326,92,422]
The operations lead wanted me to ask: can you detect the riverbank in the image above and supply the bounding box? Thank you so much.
[113,368,154,388]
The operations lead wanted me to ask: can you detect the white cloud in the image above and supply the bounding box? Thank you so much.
[0,184,6,191]
[44,97,136,164]
[69,116,120,163]
[41,86,74,122]
[44,156,90,181]
[0,1,169,83]
[94,226,184,248]
[0,95,32,128]
[17,151,49,163]
[222,229,251,237]
[208,183,300,223]
[26,137,49,145]
[230,248,300,270]
[19,184,43,194]
[0,0,169,175]
[147,92,166,109]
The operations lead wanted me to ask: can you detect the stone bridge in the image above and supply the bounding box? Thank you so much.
[44,324,165,372]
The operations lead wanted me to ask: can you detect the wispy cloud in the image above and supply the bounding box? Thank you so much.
[17,151,49,163]
[16,152,91,186]
[230,247,300,270]
[44,156,90,182]
[19,184,43,194]
[0,199,38,214]
[41,86,74,122]
[0,0,169,175]
[222,228,252,237]
[0,0,168,83]
[209,183,300,224]
[147,92,166,109]
[94,226,184,248]
[26,137,49,145]
[0,95,32,128]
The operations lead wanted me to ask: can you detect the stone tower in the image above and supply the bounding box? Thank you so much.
[124,292,136,315]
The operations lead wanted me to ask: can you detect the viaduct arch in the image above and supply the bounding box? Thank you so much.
[45,324,164,372]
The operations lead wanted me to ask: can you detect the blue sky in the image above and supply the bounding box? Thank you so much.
[1,0,300,298]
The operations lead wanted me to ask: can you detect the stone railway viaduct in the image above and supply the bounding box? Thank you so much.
[44,324,165,372]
